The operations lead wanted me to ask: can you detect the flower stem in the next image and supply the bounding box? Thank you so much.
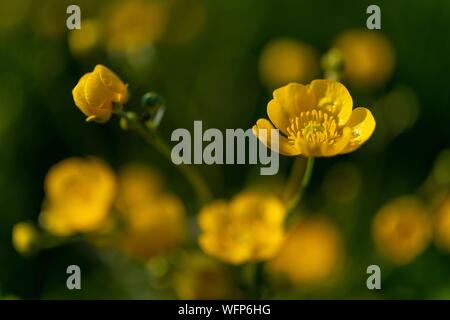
[119,111,212,205]
[285,157,315,211]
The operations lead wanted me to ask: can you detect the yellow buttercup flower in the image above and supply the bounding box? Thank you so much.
[268,217,344,285]
[259,38,320,89]
[198,191,286,265]
[72,64,128,123]
[434,193,450,252]
[116,164,186,260]
[12,222,38,255]
[333,29,395,89]
[174,253,237,299]
[253,80,376,157]
[40,157,116,236]
[372,196,432,265]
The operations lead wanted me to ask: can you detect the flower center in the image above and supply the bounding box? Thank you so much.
[286,110,340,146]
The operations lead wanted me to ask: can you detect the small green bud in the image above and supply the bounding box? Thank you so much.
[142,92,165,109]
[321,48,344,80]
[119,117,128,130]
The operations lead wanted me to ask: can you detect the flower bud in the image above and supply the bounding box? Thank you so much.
[72,64,128,123]
[141,92,165,129]
[142,92,165,109]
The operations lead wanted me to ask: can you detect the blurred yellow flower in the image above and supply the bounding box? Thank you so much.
[334,29,395,89]
[12,221,37,255]
[259,38,320,89]
[174,253,236,299]
[268,217,344,285]
[198,192,286,265]
[106,0,168,52]
[68,19,102,56]
[115,164,163,211]
[372,196,432,265]
[163,0,206,45]
[72,64,128,123]
[116,164,186,260]
[253,80,376,157]
[434,193,450,252]
[40,157,116,236]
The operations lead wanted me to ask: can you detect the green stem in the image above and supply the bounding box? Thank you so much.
[285,157,315,211]
[252,262,265,299]
[120,111,212,205]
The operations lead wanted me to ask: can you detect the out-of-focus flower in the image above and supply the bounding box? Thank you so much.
[333,29,395,89]
[162,0,206,45]
[68,18,102,56]
[375,86,420,137]
[12,222,38,255]
[268,217,344,285]
[434,193,450,252]
[116,164,186,260]
[33,0,95,38]
[72,64,128,123]
[115,164,163,211]
[253,80,376,157]
[259,39,320,89]
[174,253,236,299]
[106,0,168,53]
[40,157,116,236]
[198,192,286,265]
[372,196,432,265]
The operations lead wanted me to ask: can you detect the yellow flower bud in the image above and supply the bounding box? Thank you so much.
[72,65,128,123]
[40,157,116,236]
[12,222,38,256]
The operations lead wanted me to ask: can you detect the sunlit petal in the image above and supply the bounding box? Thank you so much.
[341,107,376,154]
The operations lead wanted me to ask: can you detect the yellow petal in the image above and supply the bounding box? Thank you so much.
[272,83,316,121]
[84,70,112,107]
[320,127,352,157]
[72,72,113,122]
[94,64,128,103]
[341,107,376,154]
[253,119,300,156]
[267,99,290,135]
[85,115,98,122]
[308,79,353,125]
[72,73,92,112]
[198,200,228,232]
